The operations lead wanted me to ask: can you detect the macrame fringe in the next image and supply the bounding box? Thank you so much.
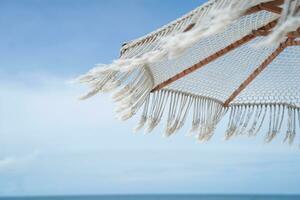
[134,89,227,141]
[112,68,154,121]
[77,67,300,146]
[226,104,300,145]
[190,97,227,142]
[76,64,154,122]
[133,92,300,145]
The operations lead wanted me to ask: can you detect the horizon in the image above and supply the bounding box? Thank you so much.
[1,0,300,197]
[2,193,300,198]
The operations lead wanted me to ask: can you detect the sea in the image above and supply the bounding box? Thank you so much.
[0,195,299,200]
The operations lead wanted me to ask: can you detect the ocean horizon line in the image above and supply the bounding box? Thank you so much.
[1,193,300,198]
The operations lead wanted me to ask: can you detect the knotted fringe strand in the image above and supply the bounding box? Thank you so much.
[165,91,194,136]
[76,63,154,122]
[195,99,227,142]
[113,67,154,121]
[283,106,298,145]
[134,89,171,133]
[134,89,227,141]
[226,104,300,145]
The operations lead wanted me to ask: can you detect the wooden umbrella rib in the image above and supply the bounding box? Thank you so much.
[183,23,196,32]
[290,40,300,46]
[287,27,300,38]
[267,0,284,6]
[151,19,278,92]
[151,34,255,92]
[245,0,283,15]
[223,39,291,107]
[259,1,283,14]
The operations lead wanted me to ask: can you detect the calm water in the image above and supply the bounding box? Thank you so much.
[1,195,300,200]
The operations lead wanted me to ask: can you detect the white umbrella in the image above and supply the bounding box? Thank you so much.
[77,0,300,144]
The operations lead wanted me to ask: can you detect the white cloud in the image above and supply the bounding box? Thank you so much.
[0,150,39,173]
[0,72,299,196]
[0,72,122,153]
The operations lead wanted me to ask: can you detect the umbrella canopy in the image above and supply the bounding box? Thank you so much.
[77,0,300,144]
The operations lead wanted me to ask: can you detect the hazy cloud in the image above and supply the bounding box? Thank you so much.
[0,150,40,173]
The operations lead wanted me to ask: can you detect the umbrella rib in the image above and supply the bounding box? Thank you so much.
[151,19,278,92]
[287,27,300,38]
[290,40,300,46]
[246,0,283,15]
[223,39,292,107]
[258,1,283,14]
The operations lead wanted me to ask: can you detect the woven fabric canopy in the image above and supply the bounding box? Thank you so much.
[77,0,300,144]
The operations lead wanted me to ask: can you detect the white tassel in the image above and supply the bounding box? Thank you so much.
[134,116,147,132]
[225,104,300,145]
[79,87,102,100]
[75,64,115,84]
[112,86,132,102]
[118,109,135,121]
[283,107,297,145]
[101,80,121,92]
[145,118,157,133]
[165,121,178,137]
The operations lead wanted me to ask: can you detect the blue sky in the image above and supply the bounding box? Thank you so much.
[0,0,300,197]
